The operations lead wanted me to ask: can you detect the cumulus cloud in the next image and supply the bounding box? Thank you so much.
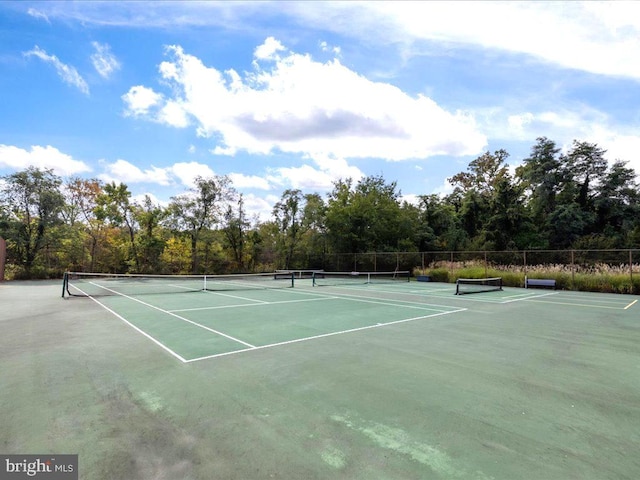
[242,193,281,221]
[479,106,640,174]
[228,173,271,190]
[254,36,286,61]
[0,144,91,176]
[23,46,89,95]
[122,85,163,117]
[169,162,216,187]
[90,42,120,79]
[98,159,173,185]
[122,39,486,167]
[97,159,218,188]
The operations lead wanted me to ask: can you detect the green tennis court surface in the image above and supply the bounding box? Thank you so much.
[1,278,639,479]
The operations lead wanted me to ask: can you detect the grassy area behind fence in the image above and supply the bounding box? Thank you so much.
[415,261,640,294]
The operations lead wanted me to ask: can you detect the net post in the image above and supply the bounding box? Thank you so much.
[203,275,207,291]
[62,272,68,298]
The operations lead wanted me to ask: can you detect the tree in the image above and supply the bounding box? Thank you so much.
[95,182,140,272]
[325,175,407,253]
[516,137,564,239]
[272,189,306,269]
[0,167,64,275]
[134,195,167,272]
[592,160,640,246]
[64,177,105,271]
[416,194,465,250]
[448,149,514,247]
[564,140,608,211]
[448,149,510,197]
[166,175,230,273]
[221,191,250,271]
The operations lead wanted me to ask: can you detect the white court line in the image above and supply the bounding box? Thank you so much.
[500,291,560,304]
[624,299,638,310]
[170,296,338,313]
[169,283,267,304]
[282,287,461,313]
[308,286,477,312]
[87,281,256,348]
[185,308,467,363]
[522,298,627,310]
[68,284,188,363]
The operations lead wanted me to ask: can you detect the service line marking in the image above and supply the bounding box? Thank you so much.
[87,281,256,348]
[185,308,467,363]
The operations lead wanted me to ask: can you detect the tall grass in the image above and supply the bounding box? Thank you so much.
[415,260,640,294]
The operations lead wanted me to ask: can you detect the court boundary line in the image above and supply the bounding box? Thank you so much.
[84,281,256,348]
[184,308,467,363]
[624,299,637,310]
[522,298,630,310]
[169,296,338,313]
[69,284,188,363]
[289,285,464,312]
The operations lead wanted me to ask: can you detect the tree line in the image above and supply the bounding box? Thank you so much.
[1,137,639,279]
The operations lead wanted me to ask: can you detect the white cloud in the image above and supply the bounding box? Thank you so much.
[98,159,173,185]
[228,173,271,190]
[122,85,163,116]
[168,162,215,187]
[158,100,190,128]
[242,193,280,221]
[23,46,89,95]
[399,193,420,206]
[27,8,50,23]
[0,144,91,176]
[29,2,640,80]
[478,105,640,174]
[90,42,120,79]
[125,40,486,165]
[254,36,286,61]
[131,192,168,208]
[292,2,640,81]
[432,178,454,197]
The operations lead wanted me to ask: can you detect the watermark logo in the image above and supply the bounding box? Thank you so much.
[1,455,77,480]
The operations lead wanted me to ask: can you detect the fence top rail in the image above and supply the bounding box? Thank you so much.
[336,249,639,255]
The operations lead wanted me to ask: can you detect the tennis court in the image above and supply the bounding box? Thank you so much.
[2,273,639,479]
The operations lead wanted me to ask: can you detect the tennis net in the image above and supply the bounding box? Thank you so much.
[62,271,294,297]
[455,277,503,295]
[312,270,410,287]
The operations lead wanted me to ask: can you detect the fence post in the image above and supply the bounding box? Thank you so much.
[571,249,575,288]
[523,250,527,276]
[0,237,5,282]
[630,249,633,283]
[484,251,488,278]
[450,251,454,279]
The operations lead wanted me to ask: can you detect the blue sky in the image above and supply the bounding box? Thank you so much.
[1,1,640,220]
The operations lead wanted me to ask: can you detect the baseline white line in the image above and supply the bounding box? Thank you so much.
[170,296,338,313]
[624,299,638,310]
[88,282,256,348]
[500,291,560,304]
[301,288,462,313]
[68,285,188,363]
[185,308,467,363]
[522,298,625,310]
